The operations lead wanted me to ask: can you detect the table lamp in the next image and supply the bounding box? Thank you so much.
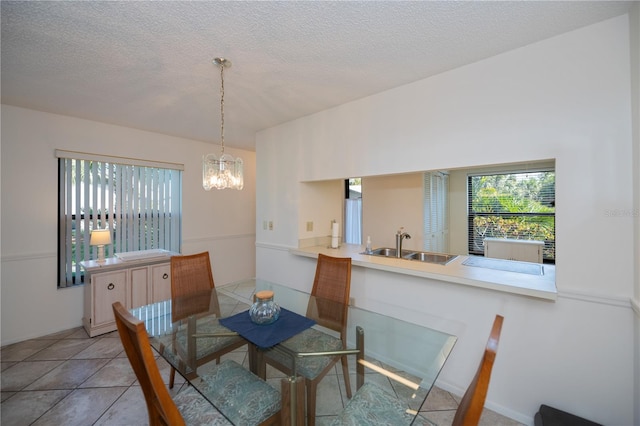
[90,229,112,264]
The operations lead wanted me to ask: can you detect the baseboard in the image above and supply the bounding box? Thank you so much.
[255,241,295,251]
[557,288,632,309]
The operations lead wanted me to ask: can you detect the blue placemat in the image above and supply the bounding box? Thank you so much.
[219,308,315,348]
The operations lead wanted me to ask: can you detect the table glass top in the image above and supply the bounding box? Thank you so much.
[130,280,457,424]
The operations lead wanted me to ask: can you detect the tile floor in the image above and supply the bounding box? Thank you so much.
[1,281,523,426]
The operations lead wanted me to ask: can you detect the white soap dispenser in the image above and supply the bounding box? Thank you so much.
[365,236,372,254]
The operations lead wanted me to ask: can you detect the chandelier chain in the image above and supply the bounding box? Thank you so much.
[203,56,243,191]
[219,60,225,154]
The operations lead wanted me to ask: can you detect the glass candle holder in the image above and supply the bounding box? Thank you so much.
[249,290,281,325]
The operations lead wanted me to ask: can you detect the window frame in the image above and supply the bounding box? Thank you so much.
[467,168,555,263]
[56,150,183,288]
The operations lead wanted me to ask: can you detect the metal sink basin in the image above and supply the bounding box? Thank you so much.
[405,251,458,265]
[366,247,413,258]
[364,247,458,265]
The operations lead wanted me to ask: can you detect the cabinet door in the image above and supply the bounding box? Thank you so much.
[92,270,127,327]
[130,266,149,308]
[151,263,172,303]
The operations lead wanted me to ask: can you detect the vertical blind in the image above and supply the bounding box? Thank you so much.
[344,178,363,245]
[423,171,449,253]
[344,198,362,244]
[56,150,183,287]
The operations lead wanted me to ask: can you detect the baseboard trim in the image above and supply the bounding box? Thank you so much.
[1,251,55,262]
[255,241,295,251]
[184,232,255,245]
[557,288,632,309]
[632,298,640,318]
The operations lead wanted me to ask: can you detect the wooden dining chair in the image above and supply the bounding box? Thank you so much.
[331,314,504,426]
[113,301,283,426]
[168,251,247,388]
[263,253,352,426]
[452,314,504,426]
[112,301,231,425]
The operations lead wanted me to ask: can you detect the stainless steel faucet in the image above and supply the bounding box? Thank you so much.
[395,228,411,257]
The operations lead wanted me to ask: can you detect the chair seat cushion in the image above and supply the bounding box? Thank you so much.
[195,359,281,425]
[330,382,416,426]
[174,386,232,426]
[265,327,344,379]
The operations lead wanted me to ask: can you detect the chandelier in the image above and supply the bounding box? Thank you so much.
[203,58,244,190]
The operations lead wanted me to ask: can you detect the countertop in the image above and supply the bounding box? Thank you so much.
[290,244,557,301]
[79,250,179,272]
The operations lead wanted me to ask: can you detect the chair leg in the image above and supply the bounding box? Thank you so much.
[281,376,305,426]
[169,366,175,389]
[306,379,317,426]
[341,354,352,398]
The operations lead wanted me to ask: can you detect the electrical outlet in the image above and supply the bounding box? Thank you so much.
[268,221,274,230]
[306,221,313,232]
[349,297,355,306]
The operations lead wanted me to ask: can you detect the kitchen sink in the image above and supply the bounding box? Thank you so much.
[404,251,457,265]
[363,247,458,265]
[367,247,413,258]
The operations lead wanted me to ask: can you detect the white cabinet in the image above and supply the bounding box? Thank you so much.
[91,270,128,331]
[130,266,149,309]
[483,238,544,263]
[81,253,177,337]
[150,263,172,303]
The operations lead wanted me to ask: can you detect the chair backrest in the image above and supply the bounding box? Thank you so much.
[306,253,352,336]
[171,251,215,296]
[112,301,185,426]
[171,252,220,321]
[452,314,504,426]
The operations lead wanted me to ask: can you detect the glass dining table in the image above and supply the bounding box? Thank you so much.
[129,279,457,425]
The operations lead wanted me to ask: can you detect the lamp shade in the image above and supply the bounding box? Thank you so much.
[90,229,112,246]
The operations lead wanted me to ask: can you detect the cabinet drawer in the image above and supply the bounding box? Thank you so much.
[151,263,172,303]
[92,270,127,327]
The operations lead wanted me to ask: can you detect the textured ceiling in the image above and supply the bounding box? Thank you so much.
[1,1,634,151]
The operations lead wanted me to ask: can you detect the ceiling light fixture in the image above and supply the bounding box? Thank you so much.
[203,57,243,190]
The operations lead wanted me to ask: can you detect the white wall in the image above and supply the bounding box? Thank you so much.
[362,173,424,251]
[629,3,640,425]
[298,180,343,245]
[256,15,636,425]
[0,105,257,345]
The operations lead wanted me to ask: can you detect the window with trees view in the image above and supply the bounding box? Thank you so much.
[468,170,555,262]
[57,151,182,288]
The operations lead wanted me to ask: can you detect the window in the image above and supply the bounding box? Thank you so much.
[468,169,555,262]
[57,150,183,287]
[424,171,449,252]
